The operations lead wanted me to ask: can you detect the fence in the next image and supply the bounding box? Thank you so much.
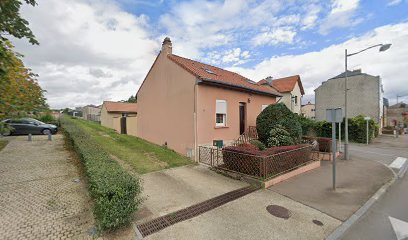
[231,126,258,146]
[198,145,317,180]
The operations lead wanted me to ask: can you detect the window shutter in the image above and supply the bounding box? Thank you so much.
[216,100,227,114]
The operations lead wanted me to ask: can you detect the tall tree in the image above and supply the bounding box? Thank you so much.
[0,0,38,77]
[0,41,47,114]
[0,0,47,114]
[126,95,137,103]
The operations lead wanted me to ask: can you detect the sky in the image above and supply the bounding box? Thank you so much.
[11,0,408,109]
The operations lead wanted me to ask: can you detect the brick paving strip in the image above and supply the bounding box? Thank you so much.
[136,185,258,238]
[0,135,95,240]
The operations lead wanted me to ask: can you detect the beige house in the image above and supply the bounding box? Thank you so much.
[315,69,385,128]
[137,37,282,158]
[301,102,315,119]
[387,102,408,127]
[82,104,101,122]
[258,75,304,114]
[100,101,138,136]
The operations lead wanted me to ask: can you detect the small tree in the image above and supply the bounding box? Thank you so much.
[267,124,294,147]
[256,103,302,144]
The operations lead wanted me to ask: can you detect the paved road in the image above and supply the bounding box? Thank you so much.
[0,135,95,240]
[348,135,408,166]
[340,134,408,240]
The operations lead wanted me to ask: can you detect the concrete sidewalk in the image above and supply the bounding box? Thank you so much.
[146,189,341,240]
[135,165,248,224]
[268,157,393,221]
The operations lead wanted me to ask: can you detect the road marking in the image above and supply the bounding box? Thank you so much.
[389,217,408,240]
[389,157,408,169]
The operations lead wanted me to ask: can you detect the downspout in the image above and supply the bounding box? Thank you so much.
[194,79,198,162]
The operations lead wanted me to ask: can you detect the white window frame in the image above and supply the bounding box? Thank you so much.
[216,100,227,127]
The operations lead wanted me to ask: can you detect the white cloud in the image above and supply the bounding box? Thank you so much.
[202,48,252,66]
[319,0,361,35]
[387,0,403,6]
[229,22,408,104]
[160,0,325,58]
[252,27,297,46]
[301,4,321,30]
[12,0,158,108]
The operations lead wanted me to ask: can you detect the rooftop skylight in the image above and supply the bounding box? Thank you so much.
[204,68,216,75]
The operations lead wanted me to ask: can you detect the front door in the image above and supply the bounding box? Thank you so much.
[239,103,246,135]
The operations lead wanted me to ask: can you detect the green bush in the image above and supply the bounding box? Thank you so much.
[249,139,266,150]
[256,103,302,144]
[36,113,60,126]
[60,116,142,231]
[267,124,295,147]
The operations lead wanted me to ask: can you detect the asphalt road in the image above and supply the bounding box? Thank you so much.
[340,134,408,240]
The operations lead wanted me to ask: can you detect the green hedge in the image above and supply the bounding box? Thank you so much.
[299,115,378,143]
[60,116,142,231]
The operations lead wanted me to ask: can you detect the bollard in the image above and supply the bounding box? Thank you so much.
[48,132,52,141]
[28,133,32,141]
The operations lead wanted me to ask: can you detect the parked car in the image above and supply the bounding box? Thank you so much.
[1,118,58,136]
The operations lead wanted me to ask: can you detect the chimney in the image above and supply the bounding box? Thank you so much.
[162,37,172,55]
[353,69,362,73]
[266,76,273,84]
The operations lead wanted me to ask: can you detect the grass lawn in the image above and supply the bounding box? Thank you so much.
[0,139,8,151]
[74,119,192,174]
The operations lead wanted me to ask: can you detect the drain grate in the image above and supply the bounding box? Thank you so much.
[266,205,291,219]
[136,186,257,237]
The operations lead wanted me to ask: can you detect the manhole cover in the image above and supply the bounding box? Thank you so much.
[313,219,324,226]
[266,205,291,219]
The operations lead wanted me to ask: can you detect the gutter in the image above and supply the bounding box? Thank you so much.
[198,78,282,98]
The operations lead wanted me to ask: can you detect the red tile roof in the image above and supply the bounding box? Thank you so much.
[103,101,137,113]
[263,75,305,95]
[168,54,281,97]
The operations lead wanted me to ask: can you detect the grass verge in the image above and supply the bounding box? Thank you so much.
[60,116,142,231]
[73,118,192,174]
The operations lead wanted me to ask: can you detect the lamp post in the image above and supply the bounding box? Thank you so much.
[364,116,371,145]
[343,43,391,160]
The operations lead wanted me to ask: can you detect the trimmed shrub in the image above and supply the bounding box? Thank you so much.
[249,139,266,150]
[236,143,259,151]
[60,116,142,231]
[267,124,294,147]
[256,103,302,144]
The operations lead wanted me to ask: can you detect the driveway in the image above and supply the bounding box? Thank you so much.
[133,165,341,240]
[135,164,249,223]
[145,189,341,240]
[0,136,95,239]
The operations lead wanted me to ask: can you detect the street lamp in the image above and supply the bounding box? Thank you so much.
[344,43,391,160]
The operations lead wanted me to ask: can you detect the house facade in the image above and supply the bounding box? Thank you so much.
[258,75,304,114]
[137,37,282,158]
[315,69,385,128]
[387,102,408,127]
[82,104,101,122]
[100,101,137,136]
[301,102,315,119]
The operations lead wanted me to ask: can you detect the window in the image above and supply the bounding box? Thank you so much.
[311,108,315,112]
[216,100,227,127]
[261,104,269,111]
[294,96,298,105]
